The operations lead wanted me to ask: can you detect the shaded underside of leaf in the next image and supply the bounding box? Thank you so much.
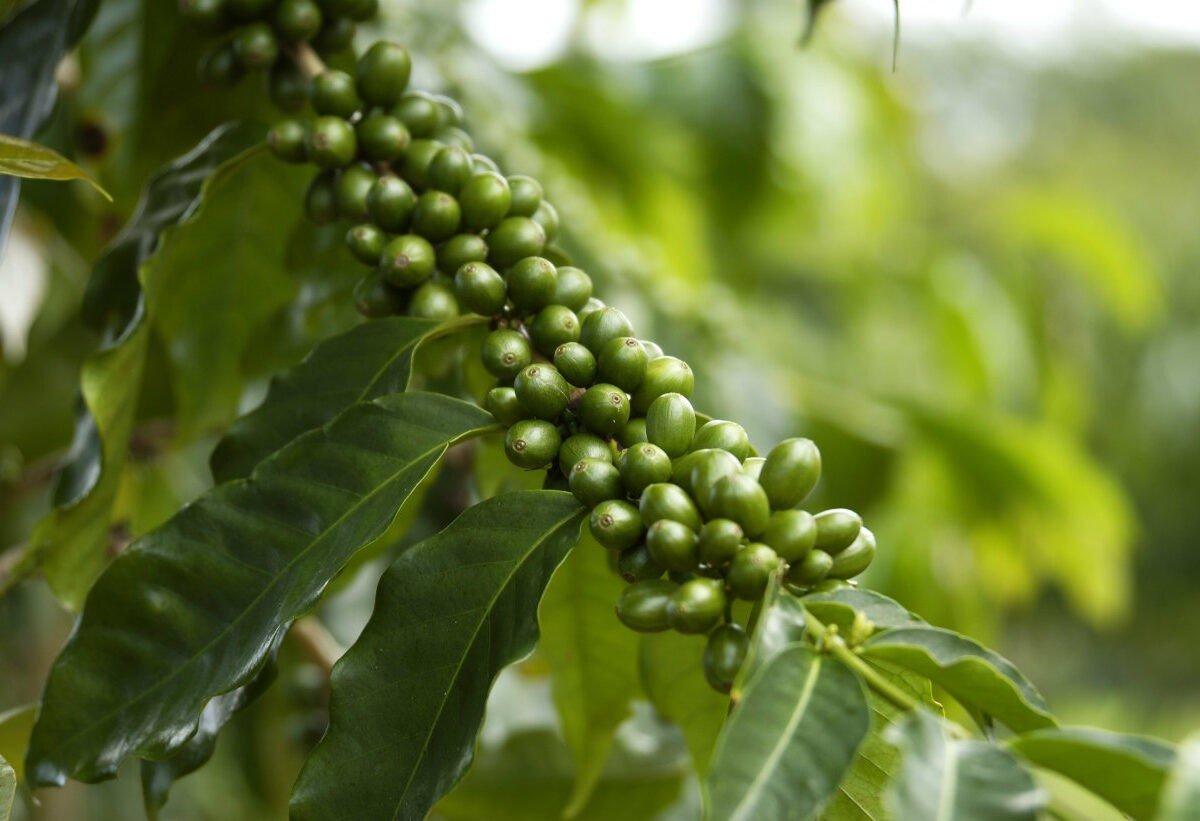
[290,490,585,821]
[639,631,729,778]
[27,392,492,785]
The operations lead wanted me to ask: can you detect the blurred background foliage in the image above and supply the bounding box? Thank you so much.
[2,0,1199,817]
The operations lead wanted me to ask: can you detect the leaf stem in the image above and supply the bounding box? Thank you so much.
[804,607,922,713]
[289,616,344,677]
[289,41,327,80]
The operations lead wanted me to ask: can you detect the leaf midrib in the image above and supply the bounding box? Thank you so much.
[935,734,959,821]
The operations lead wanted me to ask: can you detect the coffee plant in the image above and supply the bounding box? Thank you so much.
[1,0,1198,819]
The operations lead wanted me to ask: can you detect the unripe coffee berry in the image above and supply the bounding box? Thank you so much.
[569,459,624,508]
[533,200,560,242]
[232,23,279,70]
[589,499,644,551]
[506,256,557,313]
[412,191,462,242]
[438,234,488,274]
[829,527,876,579]
[557,433,611,475]
[313,18,355,54]
[704,623,748,693]
[353,273,405,318]
[408,281,458,319]
[760,438,822,510]
[459,172,512,231]
[646,519,699,573]
[275,0,323,41]
[335,164,377,221]
[379,234,435,287]
[631,356,694,414]
[311,70,361,118]
[505,419,561,470]
[579,383,631,438]
[688,448,744,516]
[667,578,725,635]
[727,543,780,600]
[579,306,634,355]
[268,62,309,112]
[552,266,593,312]
[306,115,357,167]
[454,262,507,315]
[507,175,543,216]
[200,43,244,88]
[762,510,817,562]
[356,41,412,107]
[345,223,386,265]
[691,420,751,461]
[616,580,677,633]
[357,113,410,162]
[597,337,647,391]
[180,0,228,31]
[485,386,525,426]
[618,545,666,584]
[639,482,702,532]
[481,329,532,382]
[488,217,547,269]
[402,139,444,191]
[616,417,648,448]
[698,519,744,566]
[367,176,417,231]
[742,457,765,481]
[620,443,672,497]
[529,305,580,355]
[392,91,440,137]
[304,171,338,224]
[786,549,833,587]
[707,473,771,538]
[267,119,308,164]
[553,342,596,387]
[813,508,863,554]
[514,364,569,421]
[429,146,474,194]
[641,340,664,360]
[646,393,696,459]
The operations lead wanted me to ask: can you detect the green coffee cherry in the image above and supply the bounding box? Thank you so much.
[459,172,512,231]
[412,191,461,242]
[268,61,309,112]
[579,306,634,355]
[760,438,821,510]
[742,457,765,481]
[379,234,435,287]
[631,356,694,414]
[339,0,378,21]
[312,17,356,54]
[432,93,464,125]
[275,0,323,41]
[704,623,748,693]
[353,273,405,318]
[533,200,559,242]
[514,364,570,421]
[529,305,580,355]
[481,328,532,382]
[639,482,702,532]
[813,509,862,554]
[641,340,664,360]
[762,509,817,562]
[691,420,751,461]
[557,433,610,476]
[401,138,444,191]
[356,41,411,107]
[470,153,499,173]
[267,119,308,163]
[200,43,244,88]
[488,217,546,269]
[616,417,648,448]
[335,164,377,221]
[620,443,672,497]
[306,115,357,167]
[304,171,339,224]
[232,22,279,70]
[727,543,779,600]
[707,473,771,538]
[357,112,410,162]
[507,175,543,216]
[429,146,474,194]
[688,449,744,516]
[392,91,440,137]
[786,549,833,587]
[589,499,643,551]
[408,281,458,319]
[569,459,624,508]
[435,129,472,153]
[645,393,696,459]
[485,386,525,426]
[618,545,665,584]
[505,419,561,470]
[454,262,507,316]
[367,175,416,231]
[597,337,647,391]
[345,223,387,265]
[829,527,875,579]
[646,519,699,573]
[553,342,596,387]
[507,257,558,313]
[579,383,631,438]
[578,297,605,319]
[667,578,725,634]
[311,70,361,118]
[615,580,676,633]
[180,0,229,31]
[698,519,744,566]
[552,266,593,311]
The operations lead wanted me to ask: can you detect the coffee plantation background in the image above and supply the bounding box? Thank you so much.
[2,0,1199,817]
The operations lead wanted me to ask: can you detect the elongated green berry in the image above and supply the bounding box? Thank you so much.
[579,383,631,438]
[557,433,611,475]
[688,448,743,515]
[233,22,278,70]
[646,519,699,573]
[533,200,559,242]
[357,112,410,162]
[267,119,308,163]
[411,190,461,241]
[313,18,355,54]
[481,329,532,382]
[641,340,664,360]
[760,438,821,510]
[631,356,694,414]
[742,456,765,481]
[180,0,228,31]
[762,509,816,562]
[438,234,488,274]
[552,266,593,311]
[459,172,512,231]
[429,146,474,194]
[311,70,361,118]
[307,115,357,167]
[402,138,444,191]
[485,386,525,426]
[620,442,672,497]
[618,544,665,584]
[487,216,545,268]
[392,91,440,137]
[646,392,695,458]
[727,543,779,600]
[691,420,751,461]
[704,623,748,693]
[345,223,386,265]
[505,257,557,313]
[335,163,376,221]
[454,262,506,315]
[578,298,605,320]
[813,508,862,554]
[553,342,596,387]
[505,419,561,470]
[698,519,744,566]
[514,364,570,421]
[353,273,405,318]
[829,527,875,579]
[639,482,702,532]
[707,473,771,538]
[408,281,457,319]
[507,175,543,216]
[597,337,647,391]
[569,459,624,508]
[529,305,580,355]
[667,578,725,634]
[356,41,412,107]
[616,417,648,448]
[579,306,634,355]
[200,43,244,87]
[367,175,416,231]
[379,234,435,287]
[786,549,833,587]
[668,450,704,496]
[616,580,676,633]
[590,499,643,550]
[304,170,338,224]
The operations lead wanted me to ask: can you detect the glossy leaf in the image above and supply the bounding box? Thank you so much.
[801,587,923,632]
[211,315,484,482]
[885,710,1046,820]
[0,753,12,821]
[1159,734,1200,821]
[0,134,110,199]
[707,645,870,821]
[290,490,586,821]
[1007,726,1174,820]
[27,392,493,785]
[732,574,806,698]
[861,626,1055,732]
[639,630,729,777]
[538,531,640,817]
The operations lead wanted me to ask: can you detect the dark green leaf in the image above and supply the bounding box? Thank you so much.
[861,626,1055,732]
[732,575,806,698]
[801,587,922,632]
[885,710,1046,820]
[0,134,110,199]
[1159,734,1200,821]
[211,316,484,482]
[290,490,585,821]
[639,630,728,777]
[27,392,493,785]
[538,531,640,817]
[707,645,870,821]
[1007,726,1174,820]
